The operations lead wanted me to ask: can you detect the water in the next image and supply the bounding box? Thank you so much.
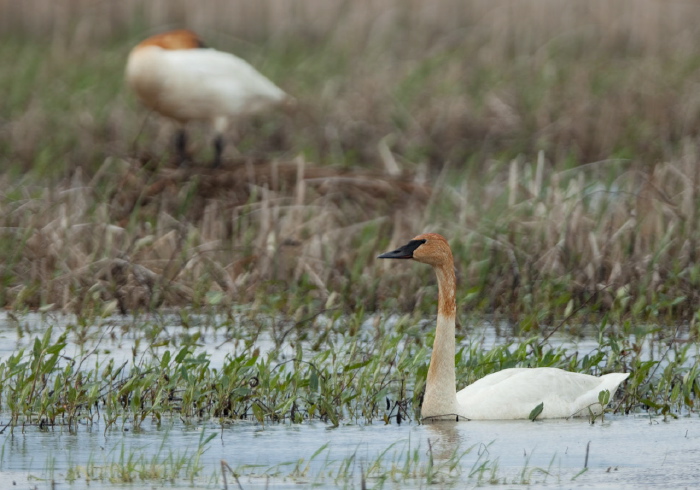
[1,415,698,488]
[0,312,698,488]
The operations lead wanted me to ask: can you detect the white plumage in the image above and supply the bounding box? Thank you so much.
[126,29,289,166]
[379,233,629,421]
[456,367,630,420]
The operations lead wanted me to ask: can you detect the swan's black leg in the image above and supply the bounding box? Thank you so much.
[174,129,188,166]
[212,134,224,168]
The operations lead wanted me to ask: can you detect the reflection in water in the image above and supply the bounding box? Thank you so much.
[2,416,699,489]
[424,421,463,460]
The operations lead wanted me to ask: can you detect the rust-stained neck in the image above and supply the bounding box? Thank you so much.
[435,263,457,320]
[134,29,206,51]
[416,233,459,418]
[422,260,458,419]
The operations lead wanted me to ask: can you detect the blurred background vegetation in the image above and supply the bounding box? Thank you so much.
[2,0,700,328]
[6,0,700,175]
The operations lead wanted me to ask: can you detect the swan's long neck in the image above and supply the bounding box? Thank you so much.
[421,263,459,419]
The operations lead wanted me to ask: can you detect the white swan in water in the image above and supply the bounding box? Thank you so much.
[126,29,291,167]
[379,233,629,420]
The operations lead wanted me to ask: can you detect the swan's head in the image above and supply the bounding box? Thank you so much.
[134,29,207,51]
[378,233,453,267]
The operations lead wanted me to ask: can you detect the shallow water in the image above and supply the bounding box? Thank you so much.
[0,312,698,488]
[1,415,699,488]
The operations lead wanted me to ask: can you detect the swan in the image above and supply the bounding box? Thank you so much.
[126,29,290,167]
[378,233,629,420]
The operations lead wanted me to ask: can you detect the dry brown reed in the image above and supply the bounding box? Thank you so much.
[3,0,698,55]
[470,152,700,322]
[3,1,700,323]
[0,148,698,323]
[1,156,430,313]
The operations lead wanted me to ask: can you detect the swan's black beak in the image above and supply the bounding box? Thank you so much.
[377,239,426,259]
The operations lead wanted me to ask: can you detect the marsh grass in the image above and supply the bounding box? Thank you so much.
[62,428,215,484]
[221,438,494,487]
[0,312,696,487]
[221,437,570,487]
[1,150,700,327]
[0,312,697,434]
[2,1,700,323]
[2,6,700,485]
[58,429,558,487]
[5,1,700,172]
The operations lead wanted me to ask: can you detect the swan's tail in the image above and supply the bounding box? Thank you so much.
[572,372,629,417]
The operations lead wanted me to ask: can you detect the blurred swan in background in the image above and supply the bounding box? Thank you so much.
[126,29,290,167]
[379,233,629,420]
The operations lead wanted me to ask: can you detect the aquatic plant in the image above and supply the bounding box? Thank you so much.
[62,428,215,484]
[218,437,574,488]
[0,313,696,435]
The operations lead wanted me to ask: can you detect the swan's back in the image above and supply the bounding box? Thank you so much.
[455,367,629,420]
[126,47,286,123]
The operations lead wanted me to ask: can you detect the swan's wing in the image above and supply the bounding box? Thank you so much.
[128,48,286,121]
[167,49,286,104]
[456,368,629,420]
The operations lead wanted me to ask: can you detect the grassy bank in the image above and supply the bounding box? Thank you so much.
[1,1,700,325]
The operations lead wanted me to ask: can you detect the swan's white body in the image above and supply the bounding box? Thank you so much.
[379,233,629,421]
[456,368,629,420]
[126,45,287,128]
[125,30,289,165]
